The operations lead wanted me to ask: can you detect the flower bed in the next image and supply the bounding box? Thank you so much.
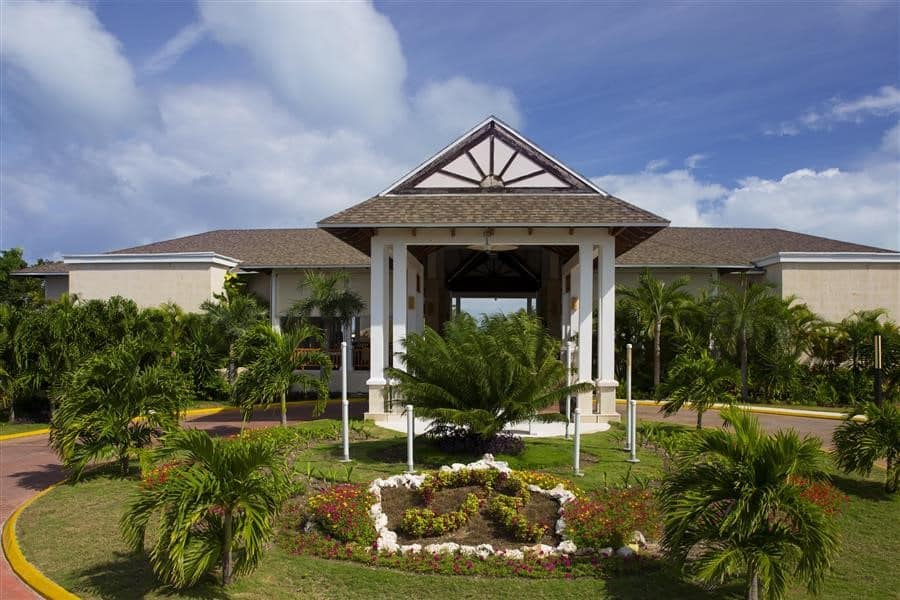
[365,454,577,557]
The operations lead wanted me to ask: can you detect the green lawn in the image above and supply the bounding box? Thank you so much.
[0,421,49,436]
[16,422,898,599]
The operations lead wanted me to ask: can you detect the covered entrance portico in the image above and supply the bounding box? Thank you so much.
[319,117,668,425]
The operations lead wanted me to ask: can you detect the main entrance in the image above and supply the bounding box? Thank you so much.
[318,116,669,424]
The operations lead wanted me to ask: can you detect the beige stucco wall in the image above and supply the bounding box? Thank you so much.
[615,267,720,296]
[67,263,227,312]
[43,276,69,300]
[772,262,900,322]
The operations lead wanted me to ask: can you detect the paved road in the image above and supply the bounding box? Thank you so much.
[0,401,841,598]
[0,401,366,599]
[632,403,841,449]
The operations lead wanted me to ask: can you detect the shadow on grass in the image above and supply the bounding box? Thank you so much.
[830,473,892,502]
[602,559,743,600]
[75,551,228,600]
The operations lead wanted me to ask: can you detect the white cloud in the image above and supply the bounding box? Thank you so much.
[644,159,669,172]
[0,0,145,135]
[767,85,900,136]
[593,130,900,250]
[411,77,522,143]
[198,0,408,134]
[684,153,708,169]
[143,22,207,74]
[593,169,727,226]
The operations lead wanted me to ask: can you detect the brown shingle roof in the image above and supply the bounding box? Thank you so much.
[110,228,369,267]
[318,193,667,227]
[616,227,894,267]
[14,227,894,277]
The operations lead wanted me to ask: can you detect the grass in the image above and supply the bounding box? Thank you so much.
[0,421,49,436]
[16,421,899,600]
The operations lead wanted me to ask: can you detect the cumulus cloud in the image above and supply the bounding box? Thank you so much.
[0,1,145,136]
[684,153,708,169]
[198,0,408,134]
[767,85,900,136]
[594,127,900,250]
[411,77,522,143]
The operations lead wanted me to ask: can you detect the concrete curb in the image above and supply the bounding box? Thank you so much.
[0,398,369,443]
[2,485,79,599]
[615,399,865,421]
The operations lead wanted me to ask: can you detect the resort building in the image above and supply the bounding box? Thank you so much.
[15,118,900,422]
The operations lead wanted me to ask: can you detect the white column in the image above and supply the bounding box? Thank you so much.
[368,238,386,386]
[269,270,280,332]
[392,241,408,371]
[599,235,616,383]
[577,242,594,386]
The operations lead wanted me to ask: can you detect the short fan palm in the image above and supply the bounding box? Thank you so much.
[659,351,738,429]
[50,338,192,479]
[121,429,289,587]
[233,323,331,425]
[387,312,592,442]
[833,401,899,493]
[660,408,839,600]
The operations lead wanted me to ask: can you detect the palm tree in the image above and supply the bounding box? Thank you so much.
[284,270,365,355]
[388,312,592,442]
[121,428,289,587]
[833,401,899,493]
[660,408,839,600]
[50,338,192,479]
[712,277,781,403]
[618,270,693,390]
[201,291,268,385]
[0,303,24,422]
[659,351,738,428]
[233,324,332,425]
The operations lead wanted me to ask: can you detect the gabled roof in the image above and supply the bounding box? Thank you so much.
[319,117,669,255]
[616,227,895,267]
[380,116,606,195]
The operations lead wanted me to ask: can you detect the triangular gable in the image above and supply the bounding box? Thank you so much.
[382,117,606,195]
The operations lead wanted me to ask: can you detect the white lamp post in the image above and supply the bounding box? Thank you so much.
[406,404,415,473]
[573,408,583,476]
[626,343,639,463]
[340,341,350,462]
[565,341,573,439]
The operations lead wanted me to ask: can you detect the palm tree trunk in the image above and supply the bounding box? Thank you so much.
[119,447,129,475]
[227,344,237,386]
[222,510,234,585]
[654,320,662,390]
[280,391,287,427]
[8,402,15,424]
[887,453,896,493]
[740,328,749,403]
[746,568,759,600]
[696,409,703,430]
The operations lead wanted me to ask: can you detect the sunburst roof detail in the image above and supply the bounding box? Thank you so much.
[380,116,608,196]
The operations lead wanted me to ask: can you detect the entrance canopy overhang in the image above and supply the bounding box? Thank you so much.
[317,117,669,425]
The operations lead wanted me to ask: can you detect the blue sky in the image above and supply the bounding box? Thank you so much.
[1,0,898,262]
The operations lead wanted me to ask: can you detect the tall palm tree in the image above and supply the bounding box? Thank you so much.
[833,401,899,493]
[233,323,332,425]
[201,291,268,385]
[618,270,693,390]
[50,338,192,478]
[121,429,289,587]
[659,351,738,428]
[660,408,839,600]
[712,277,781,403]
[0,303,24,422]
[388,312,591,442]
[285,270,365,354]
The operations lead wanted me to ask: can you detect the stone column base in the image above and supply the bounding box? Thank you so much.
[594,379,620,421]
[365,380,388,421]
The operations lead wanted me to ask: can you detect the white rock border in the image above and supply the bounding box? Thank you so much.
[365,454,578,558]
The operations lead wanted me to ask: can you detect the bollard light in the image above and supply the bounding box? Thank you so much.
[565,341,574,439]
[624,343,632,452]
[406,404,415,473]
[627,342,640,464]
[340,341,351,462]
[573,408,583,476]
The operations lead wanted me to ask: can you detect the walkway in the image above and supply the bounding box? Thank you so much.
[0,400,365,598]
